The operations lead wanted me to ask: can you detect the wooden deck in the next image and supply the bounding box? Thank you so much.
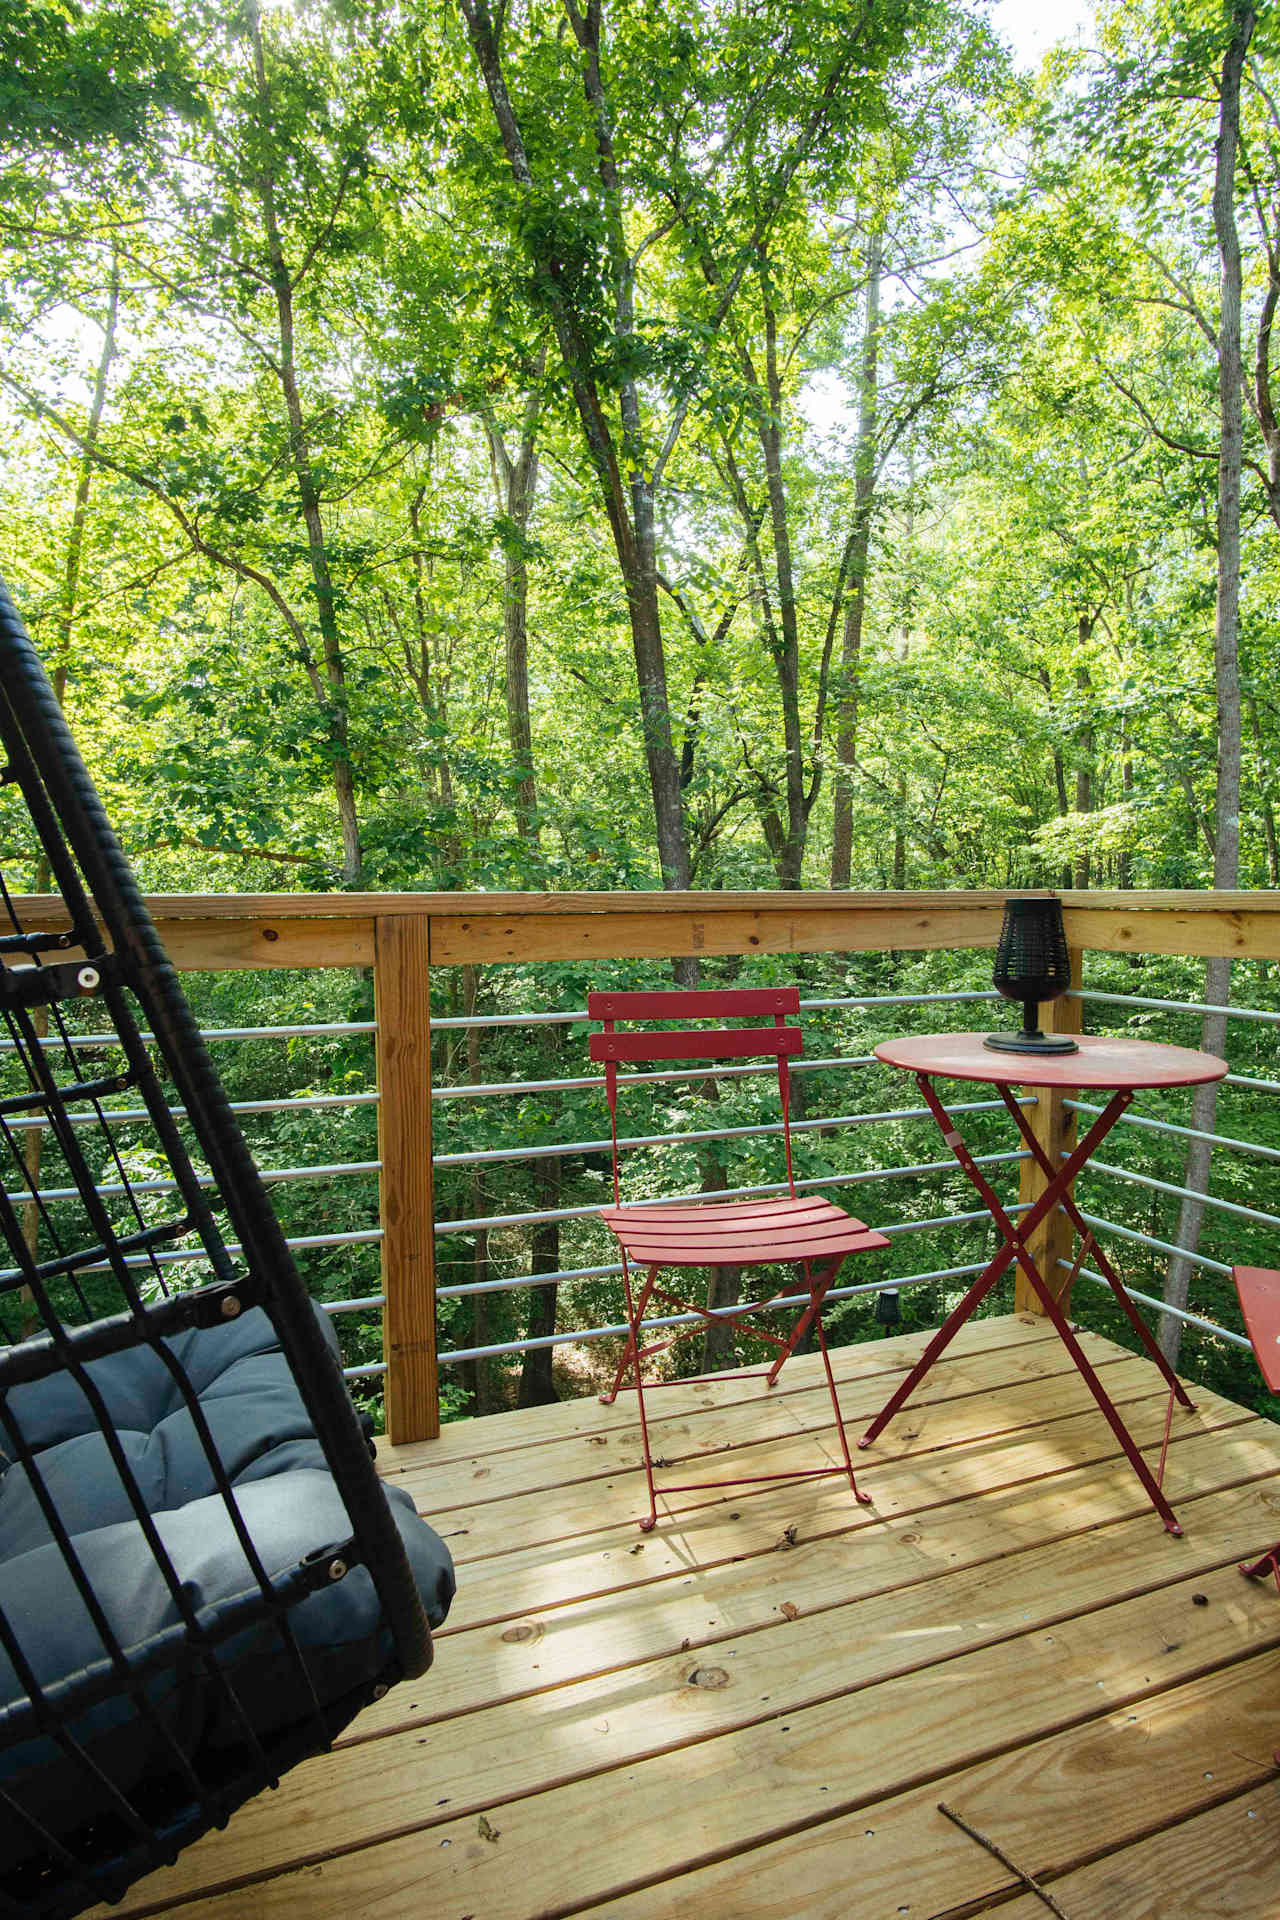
[96,1314,1280,1919]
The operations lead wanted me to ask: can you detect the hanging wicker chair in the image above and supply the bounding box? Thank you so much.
[0,577,454,1917]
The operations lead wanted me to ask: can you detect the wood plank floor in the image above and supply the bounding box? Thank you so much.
[96,1314,1280,1920]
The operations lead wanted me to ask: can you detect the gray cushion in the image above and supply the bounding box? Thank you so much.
[0,1305,454,1855]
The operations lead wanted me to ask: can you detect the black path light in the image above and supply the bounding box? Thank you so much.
[874,1286,901,1328]
[984,896,1079,1056]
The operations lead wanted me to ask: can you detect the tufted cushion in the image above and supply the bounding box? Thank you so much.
[0,1305,454,1856]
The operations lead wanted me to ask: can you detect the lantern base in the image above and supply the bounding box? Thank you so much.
[983,1029,1079,1056]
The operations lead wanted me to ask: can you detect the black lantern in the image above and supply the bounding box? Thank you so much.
[984,896,1078,1055]
[874,1286,901,1328]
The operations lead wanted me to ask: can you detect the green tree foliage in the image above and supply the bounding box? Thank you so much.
[2,0,1280,1415]
[4,0,1277,900]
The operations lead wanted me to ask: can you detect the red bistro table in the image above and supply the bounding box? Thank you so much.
[861,1031,1228,1535]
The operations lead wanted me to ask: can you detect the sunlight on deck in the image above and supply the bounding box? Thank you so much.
[91,1314,1280,1920]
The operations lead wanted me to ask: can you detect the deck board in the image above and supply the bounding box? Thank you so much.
[974,1783,1280,1919]
[93,1315,1280,1920]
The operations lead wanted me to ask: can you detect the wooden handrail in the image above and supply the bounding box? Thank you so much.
[8,889,1280,972]
[10,884,1280,917]
[11,887,1277,1440]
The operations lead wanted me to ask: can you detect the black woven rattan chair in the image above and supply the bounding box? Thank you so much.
[0,577,454,1917]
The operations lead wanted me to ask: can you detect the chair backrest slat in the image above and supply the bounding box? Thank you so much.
[590,1026,803,1066]
[588,987,799,1021]
[587,986,803,1204]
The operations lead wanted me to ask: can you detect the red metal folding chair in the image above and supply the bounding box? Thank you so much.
[1232,1265,1280,1594]
[589,986,890,1531]
[1231,1264,1280,1765]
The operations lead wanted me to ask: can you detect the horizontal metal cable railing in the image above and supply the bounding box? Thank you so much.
[1082,1159,1280,1233]
[352,969,1280,1383]
[1062,1262,1253,1351]
[428,989,1026,1373]
[16,966,1278,1390]
[1075,989,1280,1026]
[1063,1099,1280,1165]
[1056,972,1279,1356]
[1075,1210,1235,1276]
[433,1098,1018,1174]
[434,1165,1024,1239]
[437,1258,1005,1367]
[8,987,1022,1385]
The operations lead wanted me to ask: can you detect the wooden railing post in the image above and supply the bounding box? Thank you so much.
[374,914,440,1443]
[1015,945,1084,1314]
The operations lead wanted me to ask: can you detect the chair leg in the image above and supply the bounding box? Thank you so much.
[1240,1546,1280,1756]
[769,1258,871,1508]
[601,1258,660,1531]
[605,1251,874,1530]
[765,1256,838,1388]
[815,1307,871,1506]
[599,1263,660,1405]
[1240,1543,1280,1594]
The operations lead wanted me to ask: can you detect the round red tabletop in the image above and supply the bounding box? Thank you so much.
[873,1030,1228,1091]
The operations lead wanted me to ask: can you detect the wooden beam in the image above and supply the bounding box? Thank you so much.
[428,904,1007,966]
[0,909,373,970]
[1063,905,1280,960]
[374,915,439,1444]
[7,886,1021,923]
[159,917,374,969]
[10,887,1280,968]
[1015,950,1083,1315]
[1058,888,1280,911]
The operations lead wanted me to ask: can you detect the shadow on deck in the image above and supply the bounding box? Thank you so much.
[93,1315,1280,1919]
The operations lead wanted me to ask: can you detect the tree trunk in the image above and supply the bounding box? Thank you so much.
[461,966,500,1411]
[755,272,806,886]
[465,1207,497,1413]
[1040,668,1073,890]
[459,0,689,890]
[518,1157,561,1407]
[1117,716,1135,891]
[1247,692,1279,884]
[246,0,362,885]
[1161,6,1253,1366]
[831,232,882,888]
[1073,654,1093,891]
[483,362,546,849]
[893,773,907,889]
[627,489,691,888]
[519,1033,561,1409]
[698,1154,743,1373]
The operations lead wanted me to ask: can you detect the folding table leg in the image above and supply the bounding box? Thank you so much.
[1002,1228,1184,1535]
[997,1085,1193,1411]
[862,1074,1186,1534]
[936,1090,1185,1534]
[858,1258,1012,1448]
[860,1069,1092,1447]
